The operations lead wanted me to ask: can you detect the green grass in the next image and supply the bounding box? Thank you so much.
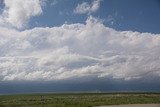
[0,93,160,107]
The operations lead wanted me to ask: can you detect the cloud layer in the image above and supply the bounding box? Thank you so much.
[0,16,160,81]
[74,0,102,14]
[0,0,42,29]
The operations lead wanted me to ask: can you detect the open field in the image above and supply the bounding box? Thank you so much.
[0,93,160,107]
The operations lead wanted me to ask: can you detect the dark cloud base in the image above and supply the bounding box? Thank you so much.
[1,77,160,94]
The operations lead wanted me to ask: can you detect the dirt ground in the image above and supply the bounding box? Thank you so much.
[97,104,160,107]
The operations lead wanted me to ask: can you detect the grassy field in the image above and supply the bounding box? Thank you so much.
[0,93,160,107]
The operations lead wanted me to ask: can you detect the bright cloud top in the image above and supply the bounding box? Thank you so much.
[0,16,160,81]
[0,0,42,29]
[74,0,102,14]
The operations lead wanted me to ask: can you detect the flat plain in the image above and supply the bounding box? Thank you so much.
[0,93,160,107]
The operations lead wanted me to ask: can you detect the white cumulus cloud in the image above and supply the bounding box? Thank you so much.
[0,0,43,29]
[0,16,160,82]
[74,0,102,14]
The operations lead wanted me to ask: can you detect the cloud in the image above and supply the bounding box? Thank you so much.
[51,0,58,6]
[0,0,43,29]
[0,16,160,82]
[74,0,102,14]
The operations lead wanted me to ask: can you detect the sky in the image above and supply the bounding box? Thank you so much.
[0,0,160,94]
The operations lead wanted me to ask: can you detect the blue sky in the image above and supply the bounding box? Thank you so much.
[1,0,160,33]
[28,0,160,33]
[0,0,160,93]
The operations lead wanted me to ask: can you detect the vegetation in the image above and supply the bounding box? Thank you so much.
[0,93,160,107]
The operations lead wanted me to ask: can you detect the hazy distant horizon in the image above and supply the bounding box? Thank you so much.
[1,76,160,94]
